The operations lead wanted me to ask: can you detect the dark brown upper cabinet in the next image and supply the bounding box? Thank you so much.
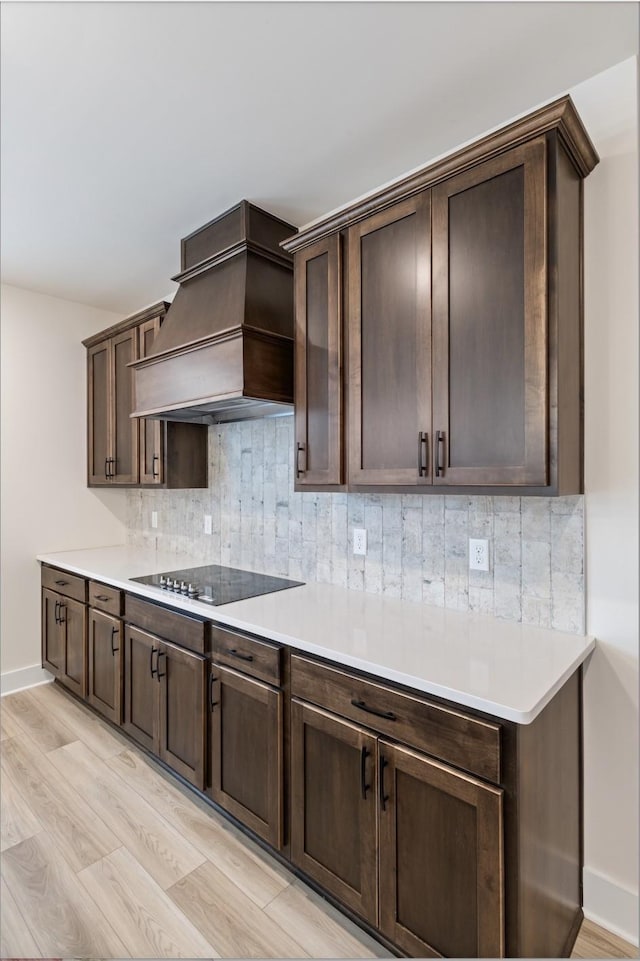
[84,302,208,489]
[294,234,343,489]
[347,194,432,487]
[282,96,599,495]
[431,138,547,488]
[87,327,138,485]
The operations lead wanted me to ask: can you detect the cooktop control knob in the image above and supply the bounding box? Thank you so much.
[165,578,174,589]
[187,583,198,598]
[160,575,167,587]
[179,581,188,594]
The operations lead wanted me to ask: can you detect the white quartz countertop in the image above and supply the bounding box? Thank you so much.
[37,545,595,724]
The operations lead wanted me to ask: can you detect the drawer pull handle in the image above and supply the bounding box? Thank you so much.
[360,745,370,800]
[418,431,428,477]
[57,602,66,624]
[435,430,445,478]
[150,647,158,677]
[379,755,389,811]
[210,674,219,711]
[156,650,166,680]
[55,579,69,586]
[227,648,254,662]
[110,626,119,655]
[95,594,110,602]
[351,698,397,721]
[152,454,160,479]
[296,442,305,478]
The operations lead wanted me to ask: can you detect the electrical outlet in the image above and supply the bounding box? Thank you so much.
[204,515,212,535]
[469,538,489,572]
[151,511,158,529]
[353,528,367,556]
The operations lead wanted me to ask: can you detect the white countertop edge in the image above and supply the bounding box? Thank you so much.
[37,548,596,725]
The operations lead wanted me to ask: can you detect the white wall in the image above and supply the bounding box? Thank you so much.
[571,57,639,943]
[0,284,127,691]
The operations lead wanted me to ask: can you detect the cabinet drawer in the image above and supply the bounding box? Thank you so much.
[89,580,123,616]
[41,566,87,603]
[211,624,281,686]
[125,593,208,654]
[291,655,501,783]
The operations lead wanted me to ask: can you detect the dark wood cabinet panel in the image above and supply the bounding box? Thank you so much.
[138,317,164,485]
[210,624,281,686]
[58,596,87,699]
[294,234,343,488]
[124,594,207,655]
[87,340,111,485]
[111,328,139,485]
[348,194,432,486]
[290,699,378,924]
[122,625,158,753]
[42,588,65,677]
[158,640,206,790]
[87,609,122,725]
[432,137,548,487]
[379,741,504,958]
[209,664,283,848]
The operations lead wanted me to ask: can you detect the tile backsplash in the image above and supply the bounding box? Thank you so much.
[126,417,585,633]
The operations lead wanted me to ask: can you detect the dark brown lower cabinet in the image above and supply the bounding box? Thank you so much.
[290,699,378,924]
[87,608,122,724]
[123,624,206,789]
[378,741,504,959]
[209,664,283,848]
[42,588,86,698]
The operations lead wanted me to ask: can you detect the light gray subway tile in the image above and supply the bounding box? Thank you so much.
[445,495,468,512]
[422,577,445,607]
[551,495,583,515]
[302,498,317,543]
[494,512,521,538]
[331,558,348,589]
[551,512,584,574]
[401,556,423,602]
[494,587,522,622]
[422,495,444,528]
[402,508,422,557]
[521,595,552,628]
[364,560,383,595]
[382,566,402,598]
[469,587,494,616]
[552,592,585,634]
[401,494,423,509]
[317,559,332,585]
[288,518,302,559]
[522,540,551,599]
[522,508,551,541]
[444,575,469,612]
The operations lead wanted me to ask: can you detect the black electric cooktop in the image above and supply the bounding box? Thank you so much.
[131,564,303,607]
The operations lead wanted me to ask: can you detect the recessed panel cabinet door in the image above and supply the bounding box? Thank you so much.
[111,328,139,485]
[294,235,342,487]
[379,741,504,959]
[290,699,378,924]
[123,625,158,753]
[158,639,206,790]
[87,609,122,725]
[42,588,64,677]
[209,664,283,848]
[58,596,87,699]
[432,137,547,486]
[87,340,112,484]
[348,194,432,486]
[138,317,164,485]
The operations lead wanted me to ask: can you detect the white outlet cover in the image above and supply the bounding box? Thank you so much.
[469,538,490,571]
[151,511,158,529]
[353,528,367,556]
[204,515,212,535]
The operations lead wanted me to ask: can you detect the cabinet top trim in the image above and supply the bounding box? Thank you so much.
[82,300,171,348]
[281,95,598,253]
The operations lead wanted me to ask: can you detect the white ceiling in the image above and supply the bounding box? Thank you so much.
[1,2,637,315]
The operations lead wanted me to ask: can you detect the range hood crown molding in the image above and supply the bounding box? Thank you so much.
[131,201,298,424]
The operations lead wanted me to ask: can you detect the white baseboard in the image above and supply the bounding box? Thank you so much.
[1,664,54,696]
[583,866,639,946]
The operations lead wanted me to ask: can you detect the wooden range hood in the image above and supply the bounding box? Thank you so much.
[131,201,297,424]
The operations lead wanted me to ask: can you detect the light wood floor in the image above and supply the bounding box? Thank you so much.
[1,683,637,960]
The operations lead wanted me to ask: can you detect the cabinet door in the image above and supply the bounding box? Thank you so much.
[158,640,206,789]
[42,588,64,676]
[58,596,87,699]
[209,664,283,848]
[111,328,139,485]
[87,609,122,724]
[432,137,547,486]
[123,625,158,752]
[348,194,432,486]
[87,339,112,484]
[294,235,342,487]
[138,317,164,485]
[290,699,378,923]
[379,741,504,958]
